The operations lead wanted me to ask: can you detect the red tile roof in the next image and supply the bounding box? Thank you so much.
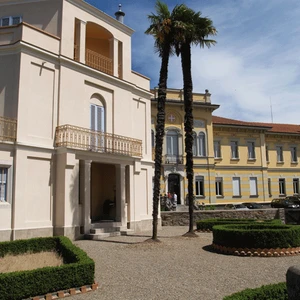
[212,116,300,134]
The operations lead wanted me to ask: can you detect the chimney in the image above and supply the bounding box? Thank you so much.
[204,89,211,103]
[115,4,125,24]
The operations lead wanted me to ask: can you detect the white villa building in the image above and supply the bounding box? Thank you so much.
[0,0,153,241]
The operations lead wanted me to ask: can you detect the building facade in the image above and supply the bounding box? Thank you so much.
[151,89,300,205]
[0,0,153,241]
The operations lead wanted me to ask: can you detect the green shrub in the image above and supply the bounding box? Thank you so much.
[196,218,281,231]
[0,236,95,300]
[223,282,287,300]
[213,223,300,249]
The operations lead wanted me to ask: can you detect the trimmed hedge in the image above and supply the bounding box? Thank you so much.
[223,282,287,300]
[196,218,281,231]
[0,236,95,300]
[213,223,300,249]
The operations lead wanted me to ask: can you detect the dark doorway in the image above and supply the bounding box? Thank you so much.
[168,174,181,204]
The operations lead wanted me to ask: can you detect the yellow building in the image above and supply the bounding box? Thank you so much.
[151,88,300,205]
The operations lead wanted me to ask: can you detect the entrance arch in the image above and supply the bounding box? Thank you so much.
[168,174,181,204]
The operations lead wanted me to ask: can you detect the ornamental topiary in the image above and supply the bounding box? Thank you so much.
[213,224,300,249]
[196,218,281,231]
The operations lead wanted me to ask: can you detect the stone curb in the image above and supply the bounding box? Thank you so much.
[28,282,98,300]
[212,244,300,257]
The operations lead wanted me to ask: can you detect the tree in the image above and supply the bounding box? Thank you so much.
[174,6,217,236]
[145,0,174,241]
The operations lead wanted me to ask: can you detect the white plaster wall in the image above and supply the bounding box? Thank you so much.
[0,0,62,37]
[17,52,58,147]
[13,148,53,230]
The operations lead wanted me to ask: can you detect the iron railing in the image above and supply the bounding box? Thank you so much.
[0,116,17,142]
[55,125,142,157]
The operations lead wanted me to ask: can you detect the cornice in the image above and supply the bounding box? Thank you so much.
[67,0,134,36]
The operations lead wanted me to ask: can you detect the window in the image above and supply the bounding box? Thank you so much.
[151,130,155,148]
[214,141,221,158]
[279,178,286,195]
[0,168,8,202]
[232,177,241,197]
[215,177,223,196]
[276,146,283,162]
[195,176,204,196]
[291,147,297,163]
[268,178,272,197]
[293,178,299,195]
[192,132,197,156]
[249,177,258,196]
[247,142,255,159]
[166,130,179,163]
[231,141,239,159]
[266,145,269,162]
[198,132,206,157]
[0,16,22,27]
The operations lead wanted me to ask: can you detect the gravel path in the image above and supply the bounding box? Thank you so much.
[74,226,300,300]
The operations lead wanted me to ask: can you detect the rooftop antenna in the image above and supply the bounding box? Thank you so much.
[270,97,274,123]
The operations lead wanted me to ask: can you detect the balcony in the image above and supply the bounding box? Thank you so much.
[164,154,183,164]
[74,46,113,76]
[55,125,142,158]
[0,116,17,142]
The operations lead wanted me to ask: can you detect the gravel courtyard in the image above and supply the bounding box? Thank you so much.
[74,226,300,300]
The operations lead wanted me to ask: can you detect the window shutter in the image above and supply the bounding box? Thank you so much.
[249,177,257,196]
[90,104,96,131]
[232,177,240,196]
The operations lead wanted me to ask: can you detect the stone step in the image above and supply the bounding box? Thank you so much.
[91,221,122,229]
[85,231,121,240]
[90,227,121,234]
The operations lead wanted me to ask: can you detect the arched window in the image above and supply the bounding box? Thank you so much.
[90,103,105,150]
[198,132,206,157]
[192,132,197,156]
[166,130,179,163]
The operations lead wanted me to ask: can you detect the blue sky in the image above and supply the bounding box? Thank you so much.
[86,0,300,124]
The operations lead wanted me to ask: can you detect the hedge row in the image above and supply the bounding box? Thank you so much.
[0,236,95,300]
[223,282,287,300]
[213,223,300,249]
[196,218,281,231]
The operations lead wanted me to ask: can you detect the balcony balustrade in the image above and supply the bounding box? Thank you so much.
[0,116,17,142]
[55,125,142,158]
[85,49,113,75]
[164,154,183,164]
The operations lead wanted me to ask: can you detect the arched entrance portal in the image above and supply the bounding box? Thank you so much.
[168,174,181,204]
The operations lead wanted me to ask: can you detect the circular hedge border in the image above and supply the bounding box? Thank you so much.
[196,218,281,232]
[212,223,300,257]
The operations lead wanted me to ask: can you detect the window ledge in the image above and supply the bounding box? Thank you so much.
[291,161,298,164]
[248,158,256,161]
[232,195,241,198]
[216,195,224,198]
[250,195,258,198]
[0,202,11,208]
[231,158,240,161]
[214,157,222,160]
[277,161,284,164]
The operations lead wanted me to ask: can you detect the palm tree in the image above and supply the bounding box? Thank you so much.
[145,0,174,241]
[174,6,217,236]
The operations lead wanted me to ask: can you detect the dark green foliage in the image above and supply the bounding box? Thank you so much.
[213,223,300,249]
[196,218,281,231]
[0,236,95,300]
[223,282,287,300]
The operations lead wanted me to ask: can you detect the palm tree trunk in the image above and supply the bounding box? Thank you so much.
[152,45,170,241]
[181,42,197,236]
